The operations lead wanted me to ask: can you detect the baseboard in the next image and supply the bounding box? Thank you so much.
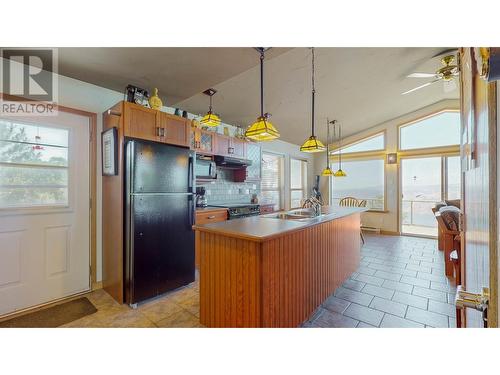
[92,281,103,290]
[380,230,400,236]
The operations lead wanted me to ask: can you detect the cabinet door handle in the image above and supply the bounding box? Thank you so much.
[207,215,216,219]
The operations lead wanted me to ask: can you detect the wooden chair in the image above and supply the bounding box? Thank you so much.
[435,212,461,279]
[339,197,365,244]
[339,197,359,207]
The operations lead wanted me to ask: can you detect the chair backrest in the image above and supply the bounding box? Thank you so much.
[358,199,367,207]
[339,197,359,207]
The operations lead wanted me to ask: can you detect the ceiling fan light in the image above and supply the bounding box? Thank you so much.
[245,116,280,141]
[321,166,334,177]
[333,168,347,177]
[200,111,221,127]
[300,135,326,153]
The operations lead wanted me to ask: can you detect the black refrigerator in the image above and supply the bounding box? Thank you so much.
[124,139,195,306]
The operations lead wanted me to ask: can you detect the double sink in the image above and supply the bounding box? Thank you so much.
[262,208,324,221]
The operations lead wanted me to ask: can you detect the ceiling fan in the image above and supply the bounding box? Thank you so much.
[402,54,459,95]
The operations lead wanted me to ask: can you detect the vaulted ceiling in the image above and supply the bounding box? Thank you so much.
[58,47,459,145]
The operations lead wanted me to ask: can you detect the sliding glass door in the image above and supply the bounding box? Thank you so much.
[400,155,460,237]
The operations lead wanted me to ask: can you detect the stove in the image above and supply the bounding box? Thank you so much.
[210,203,260,220]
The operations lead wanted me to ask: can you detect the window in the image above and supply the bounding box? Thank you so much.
[399,111,460,150]
[331,132,385,155]
[290,158,307,208]
[446,156,461,200]
[260,152,284,211]
[330,158,385,210]
[0,119,69,208]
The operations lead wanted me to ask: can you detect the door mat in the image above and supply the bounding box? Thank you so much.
[0,297,97,328]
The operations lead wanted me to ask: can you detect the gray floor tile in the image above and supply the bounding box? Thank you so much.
[400,275,431,288]
[406,264,432,274]
[400,269,418,277]
[356,266,377,276]
[417,272,449,284]
[313,308,359,328]
[355,273,385,287]
[392,291,428,310]
[430,281,456,293]
[421,261,443,270]
[334,287,374,306]
[412,286,448,302]
[428,300,457,318]
[342,278,366,292]
[323,295,351,314]
[357,322,376,328]
[382,279,414,294]
[374,270,402,281]
[344,303,384,327]
[405,306,449,327]
[362,284,395,300]
[369,297,407,317]
[380,314,424,328]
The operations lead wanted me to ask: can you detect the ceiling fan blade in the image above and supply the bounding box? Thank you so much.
[407,72,437,78]
[401,79,441,95]
[444,79,457,93]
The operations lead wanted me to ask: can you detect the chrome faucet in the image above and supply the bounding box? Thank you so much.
[302,196,322,216]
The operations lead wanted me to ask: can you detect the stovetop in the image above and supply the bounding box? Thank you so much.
[210,203,259,209]
[209,203,260,219]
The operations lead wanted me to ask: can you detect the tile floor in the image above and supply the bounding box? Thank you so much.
[303,234,457,328]
[62,233,456,328]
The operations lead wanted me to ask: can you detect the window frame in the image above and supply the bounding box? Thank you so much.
[330,130,386,157]
[289,157,308,209]
[0,118,73,212]
[329,155,387,212]
[398,109,461,153]
[260,151,285,211]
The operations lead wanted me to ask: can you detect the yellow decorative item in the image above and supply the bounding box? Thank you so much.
[300,136,325,152]
[148,88,163,110]
[246,116,279,141]
[200,88,221,127]
[300,47,326,153]
[333,169,347,177]
[245,47,280,141]
[191,119,200,128]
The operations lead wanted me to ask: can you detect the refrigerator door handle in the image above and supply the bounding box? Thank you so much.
[188,155,194,193]
[189,195,195,226]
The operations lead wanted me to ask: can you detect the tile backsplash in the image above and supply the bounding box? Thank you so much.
[199,168,259,204]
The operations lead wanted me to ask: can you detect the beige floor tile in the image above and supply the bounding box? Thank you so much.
[139,298,185,323]
[155,309,203,328]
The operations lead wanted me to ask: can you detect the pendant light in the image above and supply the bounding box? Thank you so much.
[245,48,280,141]
[300,47,326,153]
[334,122,347,177]
[200,88,221,127]
[321,119,335,176]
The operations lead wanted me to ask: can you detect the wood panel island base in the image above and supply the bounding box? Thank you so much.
[193,207,366,327]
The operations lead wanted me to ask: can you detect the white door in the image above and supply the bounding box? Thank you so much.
[0,110,90,316]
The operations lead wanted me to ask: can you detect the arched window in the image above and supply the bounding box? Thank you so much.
[399,111,460,151]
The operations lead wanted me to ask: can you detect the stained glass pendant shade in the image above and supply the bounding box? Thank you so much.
[200,88,221,127]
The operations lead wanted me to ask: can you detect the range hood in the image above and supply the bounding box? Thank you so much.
[214,155,252,169]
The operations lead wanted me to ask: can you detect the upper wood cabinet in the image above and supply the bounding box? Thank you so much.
[157,111,190,147]
[216,134,247,158]
[191,128,216,154]
[123,102,159,142]
[122,102,190,147]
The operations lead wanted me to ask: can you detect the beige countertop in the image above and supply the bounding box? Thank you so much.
[193,206,367,242]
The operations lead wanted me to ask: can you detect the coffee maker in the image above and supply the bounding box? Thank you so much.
[196,186,208,208]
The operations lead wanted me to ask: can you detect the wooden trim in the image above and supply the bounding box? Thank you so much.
[0,92,98,286]
[380,230,400,236]
[488,81,498,327]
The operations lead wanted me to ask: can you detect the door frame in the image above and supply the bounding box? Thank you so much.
[0,93,98,290]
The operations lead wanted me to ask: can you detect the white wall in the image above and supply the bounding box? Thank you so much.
[314,99,459,233]
[261,139,316,211]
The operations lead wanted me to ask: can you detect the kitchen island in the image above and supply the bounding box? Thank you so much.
[193,206,367,327]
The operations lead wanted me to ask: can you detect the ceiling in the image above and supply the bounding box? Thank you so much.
[177,47,460,145]
[57,47,291,104]
[58,47,459,145]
